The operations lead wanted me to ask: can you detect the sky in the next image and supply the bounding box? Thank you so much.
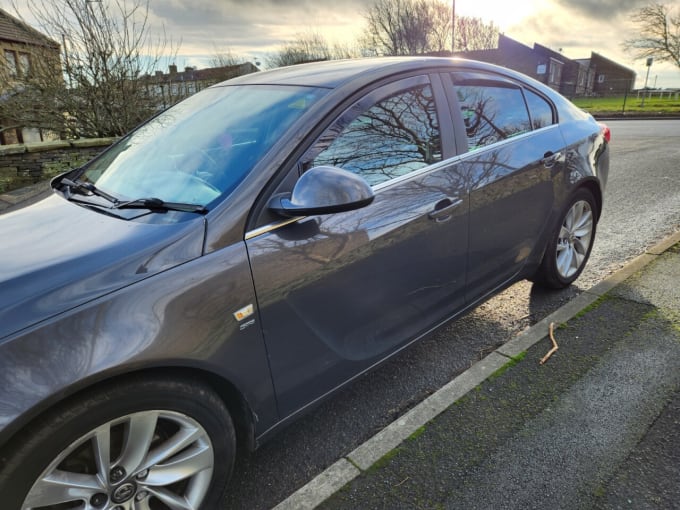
[4,0,680,88]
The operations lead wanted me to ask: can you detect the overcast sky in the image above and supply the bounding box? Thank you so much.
[5,0,680,88]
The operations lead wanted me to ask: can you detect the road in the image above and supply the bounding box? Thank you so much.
[223,119,680,510]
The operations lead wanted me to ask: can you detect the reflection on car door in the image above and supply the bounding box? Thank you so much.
[246,76,470,417]
[447,74,564,301]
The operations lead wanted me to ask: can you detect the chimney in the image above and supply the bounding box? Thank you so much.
[169,64,177,74]
[155,70,163,77]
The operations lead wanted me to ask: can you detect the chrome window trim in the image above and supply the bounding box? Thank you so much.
[245,216,304,240]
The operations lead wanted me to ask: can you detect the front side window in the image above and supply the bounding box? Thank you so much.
[81,85,327,207]
[455,83,531,151]
[311,84,441,187]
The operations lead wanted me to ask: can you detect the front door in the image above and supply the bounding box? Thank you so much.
[246,76,470,417]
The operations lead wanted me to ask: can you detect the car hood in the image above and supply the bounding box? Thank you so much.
[0,194,206,340]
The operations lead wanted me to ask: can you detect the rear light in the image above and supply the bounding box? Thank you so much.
[598,122,611,143]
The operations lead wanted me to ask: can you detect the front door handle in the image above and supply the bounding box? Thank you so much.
[428,198,463,222]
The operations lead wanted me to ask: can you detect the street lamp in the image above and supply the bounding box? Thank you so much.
[451,0,456,54]
[641,57,653,107]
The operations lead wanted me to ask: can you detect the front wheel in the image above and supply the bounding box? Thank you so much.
[0,376,235,510]
[532,188,597,289]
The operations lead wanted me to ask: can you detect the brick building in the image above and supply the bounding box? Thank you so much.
[456,34,635,98]
[142,62,260,109]
[0,8,61,145]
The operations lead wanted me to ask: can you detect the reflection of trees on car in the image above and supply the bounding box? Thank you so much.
[456,85,533,150]
[313,85,441,186]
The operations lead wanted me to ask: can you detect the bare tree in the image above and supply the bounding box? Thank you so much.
[624,3,680,69]
[456,16,499,52]
[266,32,362,68]
[266,32,333,68]
[4,0,175,138]
[362,0,497,56]
[209,46,245,68]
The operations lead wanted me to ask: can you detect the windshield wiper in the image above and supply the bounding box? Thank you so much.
[59,177,207,215]
[60,177,120,205]
[114,197,208,214]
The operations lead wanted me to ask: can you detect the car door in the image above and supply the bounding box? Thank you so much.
[245,75,470,417]
[443,72,564,301]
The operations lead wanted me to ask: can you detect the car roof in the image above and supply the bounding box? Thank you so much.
[222,57,504,89]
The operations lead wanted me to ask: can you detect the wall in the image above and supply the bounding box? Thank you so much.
[0,137,116,193]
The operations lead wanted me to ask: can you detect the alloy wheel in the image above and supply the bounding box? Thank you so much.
[22,410,214,510]
[555,199,594,279]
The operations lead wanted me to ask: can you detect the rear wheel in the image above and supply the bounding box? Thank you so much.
[0,376,235,510]
[532,188,597,289]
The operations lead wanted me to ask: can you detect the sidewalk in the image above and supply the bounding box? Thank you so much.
[277,233,680,509]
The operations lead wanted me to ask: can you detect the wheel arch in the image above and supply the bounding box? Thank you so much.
[578,178,603,222]
[0,366,258,459]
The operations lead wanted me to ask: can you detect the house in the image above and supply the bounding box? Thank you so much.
[0,8,61,144]
[574,53,636,96]
[455,34,635,98]
[142,62,260,109]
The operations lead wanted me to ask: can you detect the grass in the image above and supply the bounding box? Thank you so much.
[571,94,680,115]
[488,351,528,382]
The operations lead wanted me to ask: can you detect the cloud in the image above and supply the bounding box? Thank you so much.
[552,0,648,18]
[148,0,367,59]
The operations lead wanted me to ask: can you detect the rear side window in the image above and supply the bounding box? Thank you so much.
[454,83,531,151]
[524,89,555,129]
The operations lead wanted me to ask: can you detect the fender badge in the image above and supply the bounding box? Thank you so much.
[233,304,255,322]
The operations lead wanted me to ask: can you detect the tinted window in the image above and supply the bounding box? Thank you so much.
[312,84,441,186]
[454,84,531,151]
[524,89,554,129]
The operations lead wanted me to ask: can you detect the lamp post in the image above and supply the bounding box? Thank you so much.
[641,57,653,107]
[451,0,456,54]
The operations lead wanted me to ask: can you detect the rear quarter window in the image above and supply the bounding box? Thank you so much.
[524,89,555,129]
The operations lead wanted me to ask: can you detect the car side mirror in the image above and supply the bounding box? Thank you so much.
[268,166,374,218]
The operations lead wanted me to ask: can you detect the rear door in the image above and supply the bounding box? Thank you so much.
[443,72,565,301]
[246,74,470,416]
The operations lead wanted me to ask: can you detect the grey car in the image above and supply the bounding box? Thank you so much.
[0,57,609,508]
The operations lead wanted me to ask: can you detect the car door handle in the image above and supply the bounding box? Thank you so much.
[428,198,463,222]
[541,151,563,168]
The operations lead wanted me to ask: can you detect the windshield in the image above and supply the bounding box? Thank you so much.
[80,85,327,207]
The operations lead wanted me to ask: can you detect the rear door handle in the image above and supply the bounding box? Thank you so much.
[541,151,563,168]
[428,198,463,222]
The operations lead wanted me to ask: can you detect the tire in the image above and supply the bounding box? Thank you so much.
[532,188,597,289]
[0,376,235,510]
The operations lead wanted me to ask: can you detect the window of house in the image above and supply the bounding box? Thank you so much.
[598,74,605,83]
[310,84,442,187]
[524,89,554,129]
[18,52,30,77]
[4,50,17,77]
[549,60,563,85]
[454,83,531,151]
